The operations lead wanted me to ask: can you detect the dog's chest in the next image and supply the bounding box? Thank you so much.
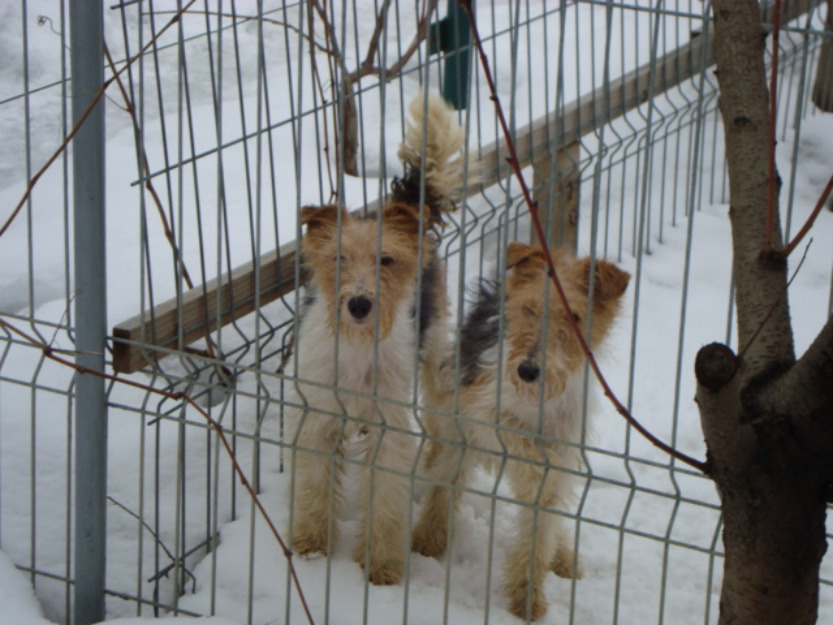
[297,301,416,396]
[335,338,414,395]
[500,374,585,443]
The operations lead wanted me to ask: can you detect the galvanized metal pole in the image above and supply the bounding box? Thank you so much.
[70,3,107,623]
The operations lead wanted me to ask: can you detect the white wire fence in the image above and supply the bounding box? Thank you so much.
[1,1,832,624]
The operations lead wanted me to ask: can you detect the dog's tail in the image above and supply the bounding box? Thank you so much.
[392,91,477,229]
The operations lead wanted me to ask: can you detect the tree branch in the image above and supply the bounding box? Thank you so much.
[336,0,439,176]
[360,0,393,72]
[713,0,795,375]
[753,314,833,443]
[694,343,757,474]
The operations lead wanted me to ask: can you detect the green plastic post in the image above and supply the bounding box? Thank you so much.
[428,0,472,110]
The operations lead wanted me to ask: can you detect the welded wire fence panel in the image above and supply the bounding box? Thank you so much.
[1,1,832,625]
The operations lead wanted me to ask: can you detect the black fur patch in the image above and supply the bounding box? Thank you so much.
[458,279,503,387]
[415,254,441,349]
[390,165,446,228]
[390,166,424,206]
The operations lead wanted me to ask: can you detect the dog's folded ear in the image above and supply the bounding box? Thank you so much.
[506,242,546,271]
[300,204,343,232]
[574,258,631,301]
[381,202,422,235]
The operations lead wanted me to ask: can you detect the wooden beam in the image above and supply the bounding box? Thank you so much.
[111,0,811,373]
[532,142,581,252]
[112,241,297,373]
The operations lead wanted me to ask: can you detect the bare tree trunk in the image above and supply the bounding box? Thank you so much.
[697,343,830,625]
[697,3,833,624]
[812,0,833,112]
[713,1,794,369]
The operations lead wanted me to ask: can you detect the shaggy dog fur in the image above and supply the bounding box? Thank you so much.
[286,92,473,585]
[412,242,630,619]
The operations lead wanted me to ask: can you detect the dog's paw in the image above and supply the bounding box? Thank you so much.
[291,531,328,558]
[507,583,547,622]
[365,560,404,586]
[551,546,583,579]
[353,541,405,585]
[411,523,448,558]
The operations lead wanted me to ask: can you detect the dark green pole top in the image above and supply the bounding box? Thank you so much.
[428,0,473,110]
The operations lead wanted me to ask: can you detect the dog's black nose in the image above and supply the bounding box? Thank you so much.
[517,360,540,383]
[347,295,372,320]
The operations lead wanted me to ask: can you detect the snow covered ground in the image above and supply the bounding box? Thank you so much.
[1,1,832,624]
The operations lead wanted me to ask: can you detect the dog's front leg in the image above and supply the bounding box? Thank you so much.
[353,424,414,585]
[503,454,561,621]
[290,421,343,558]
[411,415,472,558]
[550,512,583,579]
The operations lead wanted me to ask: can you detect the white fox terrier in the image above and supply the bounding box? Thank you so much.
[413,242,630,618]
[286,92,474,585]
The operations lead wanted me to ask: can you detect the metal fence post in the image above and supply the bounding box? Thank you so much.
[70,3,107,623]
[429,0,473,110]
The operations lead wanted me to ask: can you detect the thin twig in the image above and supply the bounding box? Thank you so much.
[310,0,350,77]
[360,0,394,72]
[350,0,438,82]
[781,172,833,258]
[459,0,707,474]
[0,315,317,625]
[107,495,198,592]
[1,0,199,240]
[307,0,338,197]
[376,2,438,80]
[101,44,194,290]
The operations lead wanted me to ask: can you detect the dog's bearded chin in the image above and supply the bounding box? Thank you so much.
[335,317,390,346]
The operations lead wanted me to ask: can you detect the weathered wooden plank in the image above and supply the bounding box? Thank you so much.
[112,241,297,372]
[533,142,581,252]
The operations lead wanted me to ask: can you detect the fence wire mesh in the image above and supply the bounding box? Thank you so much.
[1,1,832,624]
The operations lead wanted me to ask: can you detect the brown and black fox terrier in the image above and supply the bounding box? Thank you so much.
[413,241,630,619]
[285,92,475,585]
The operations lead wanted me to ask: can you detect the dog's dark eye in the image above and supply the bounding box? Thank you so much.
[334,254,346,262]
[571,312,581,322]
[380,255,395,266]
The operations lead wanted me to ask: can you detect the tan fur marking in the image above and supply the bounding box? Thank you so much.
[415,242,630,620]
[290,90,472,587]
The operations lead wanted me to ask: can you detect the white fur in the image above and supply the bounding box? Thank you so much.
[286,293,419,443]
[412,346,588,619]
[286,89,476,585]
[285,284,421,584]
[398,91,476,207]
